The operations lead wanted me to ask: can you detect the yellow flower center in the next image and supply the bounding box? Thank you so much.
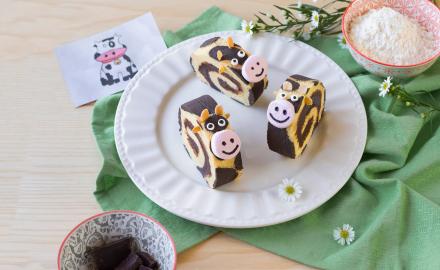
[340,230,349,239]
[314,15,319,21]
[383,83,388,89]
[285,185,295,195]
[246,26,251,32]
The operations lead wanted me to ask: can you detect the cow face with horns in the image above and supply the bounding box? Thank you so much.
[266,74,326,159]
[192,105,241,160]
[190,36,269,106]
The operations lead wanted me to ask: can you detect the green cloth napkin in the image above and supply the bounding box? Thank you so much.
[92,6,440,269]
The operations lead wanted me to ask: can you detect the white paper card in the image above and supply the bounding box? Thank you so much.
[55,13,166,107]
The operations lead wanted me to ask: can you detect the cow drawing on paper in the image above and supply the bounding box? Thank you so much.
[93,34,137,86]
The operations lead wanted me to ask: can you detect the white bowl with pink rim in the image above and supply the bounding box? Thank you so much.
[342,0,440,78]
[58,210,177,270]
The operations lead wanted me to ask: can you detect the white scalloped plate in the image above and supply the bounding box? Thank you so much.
[115,31,367,228]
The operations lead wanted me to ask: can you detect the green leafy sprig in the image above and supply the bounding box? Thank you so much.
[380,77,440,119]
[251,0,350,40]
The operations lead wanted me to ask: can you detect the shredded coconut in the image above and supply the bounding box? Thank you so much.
[348,7,437,65]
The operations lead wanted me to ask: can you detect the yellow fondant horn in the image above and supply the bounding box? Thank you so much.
[219,65,227,73]
[217,50,223,61]
[226,36,234,48]
[304,96,313,106]
[199,109,210,122]
[215,105,224,115]
[282,81,293,91]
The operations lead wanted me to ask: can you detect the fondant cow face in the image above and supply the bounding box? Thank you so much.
[192,105,241,160]
[211,37,268,83]
[204,114,229,133]
[94,35,127,64]
[267,80,313,129]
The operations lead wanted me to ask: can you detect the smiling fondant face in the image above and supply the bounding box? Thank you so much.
[211,129,241,160]
[267,99,295,128]
[191,104,242,160]
[242,55,268,83]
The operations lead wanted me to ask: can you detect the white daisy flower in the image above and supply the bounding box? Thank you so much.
[278,178,303,202]
[337,33,348,49]
[310,10,320,29]
[241,20,255,36]
[333,224,355,246]
[379,76,393,97]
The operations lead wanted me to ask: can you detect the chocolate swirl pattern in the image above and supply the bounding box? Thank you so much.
[190,37,268,106]
[267,75,326,159]
[179,95,243,188]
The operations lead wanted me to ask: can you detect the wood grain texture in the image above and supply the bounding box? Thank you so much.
[0,0,332,269]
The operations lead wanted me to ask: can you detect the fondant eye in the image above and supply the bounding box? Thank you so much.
[280,93,286,98]
[231,58,238,66]
[237,50,246,58]
[206,123,215,131]
[218,119,226,127]
[290,95,299,102]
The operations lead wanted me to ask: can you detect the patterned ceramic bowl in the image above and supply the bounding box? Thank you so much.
[58,210,176,270]
[342,0,440,78]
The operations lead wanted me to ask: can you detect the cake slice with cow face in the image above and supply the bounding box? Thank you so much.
[190,36,269,106]
[179,95,243,188]
[267,74,326,159]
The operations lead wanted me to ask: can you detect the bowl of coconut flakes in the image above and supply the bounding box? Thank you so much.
[342,0,440,78]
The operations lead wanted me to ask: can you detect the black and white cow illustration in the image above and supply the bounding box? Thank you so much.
[93,34,137,86]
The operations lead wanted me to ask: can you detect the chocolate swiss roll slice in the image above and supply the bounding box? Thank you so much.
[266,74,326,159]
[190,36,269,106]
[178,95,243,188]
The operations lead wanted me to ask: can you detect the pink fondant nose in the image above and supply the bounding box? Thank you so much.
[267,99,295,128]
[242,55,268,83]
[95,48,127,63]
[210,130,241,160]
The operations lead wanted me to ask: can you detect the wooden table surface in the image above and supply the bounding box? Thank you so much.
[0,1,331,269]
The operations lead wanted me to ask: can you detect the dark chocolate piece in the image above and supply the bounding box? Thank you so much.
[213,167,239,188]
[137,251,159,269]
[180,94,217,116]
[267,123,295,158]
[289,74,313,81]
[115,252,142,270]
[89,237,132,270]
[200,37,220,48]
[248,79,266,105]
[234,153,243,170]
